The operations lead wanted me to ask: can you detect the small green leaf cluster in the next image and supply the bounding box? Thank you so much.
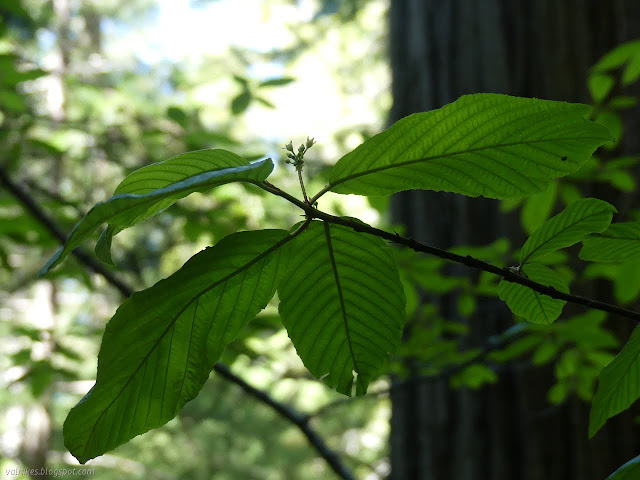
[230,74,295,115]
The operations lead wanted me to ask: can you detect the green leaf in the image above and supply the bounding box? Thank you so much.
[606,454,640,480]
[450,363,497,389]
[590,324,640,438]
[258,77,295,88]
[40,150,273,274]
[595,111,622,149]
[608,96,637,110]
[584,261,640,304]
[95,225,117,266]
[622,54,640,85]
[588,73,615,103]
[497,264,569,325]
[277,220,406,396]
[327,94,611,198]
[593,40,640,72]
[255,96,276,109]
[231,90,251,115]
[63,229,293,463]
[580,222,640,263]
[166,106,189,127]
[519,198,616,265]
[521,182,557,235]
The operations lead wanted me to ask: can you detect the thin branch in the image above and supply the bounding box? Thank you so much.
[0,168,355,480]
[0,165,132,297]
[23,178,85,213]
[213,364,355,480]
[258,181,640,322]
[297,168,309,204]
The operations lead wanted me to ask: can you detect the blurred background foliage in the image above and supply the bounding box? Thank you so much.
[0,1,392,478]
[2,0,640,479]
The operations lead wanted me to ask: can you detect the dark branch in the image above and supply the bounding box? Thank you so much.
[213,364,355,480]
[0,165,132,297]
[260,180,640,322]
[0,167,355,480]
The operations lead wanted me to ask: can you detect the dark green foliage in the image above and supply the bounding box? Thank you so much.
[37,92,640,471]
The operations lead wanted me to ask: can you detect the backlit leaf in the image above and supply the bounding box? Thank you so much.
[277,220,406,396]
[327,94,611,198]
[63,229,292,463]
[580,222,640,263]
[519,198,616,265]
[590,324,640,438]
[40,150,273,274]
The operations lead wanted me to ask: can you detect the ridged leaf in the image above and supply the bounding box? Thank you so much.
[519,198,616,265]
[96,149,260,264]
[580,222,640,263]
[41,150,272,274]
[277,220,406,396]
[327,94,611,198]
[606,454,640,480]
[63,229,292,463]
[497,263,569,325]
[590,324,640,438]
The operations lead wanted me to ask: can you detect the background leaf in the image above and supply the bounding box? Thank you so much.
[521,182,558,235]
[590,324,640,438]
[277,220,406,396]
[231,90,251,115]
[63,229,292,463]
[327,94,611,198]
[519,198,616,265]
[258,77,295,88]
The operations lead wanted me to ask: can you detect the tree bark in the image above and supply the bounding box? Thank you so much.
[388,1,640,479]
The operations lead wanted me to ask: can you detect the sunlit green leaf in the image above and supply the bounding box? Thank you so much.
[583,261,640,304]
[588,73,615,103]
[327,94,611,198]
[590,324,640,438]
[622,54,640,85]
[231,90,251,115]
[450,363,497,389]
[592,39,640,73]
[40,150,273,273]
[258,77,295,88]
[521,182,557,235]
[277,220,406,396]
[63,229,292,463]
[580,222,640,263]
[608,96,637,109]
[498,264,569,324]
[519,198,616,265]
[595,110,622,148]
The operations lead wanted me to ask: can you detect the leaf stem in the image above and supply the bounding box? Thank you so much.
[258,181,640,322]
[297,167,310,204]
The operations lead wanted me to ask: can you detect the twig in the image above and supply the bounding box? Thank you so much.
[258,181,640,322]
[213,364,355,480]
[0,167,355,480]
[0,165,132,297]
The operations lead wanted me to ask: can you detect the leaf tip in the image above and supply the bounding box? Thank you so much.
[39,247,63,276]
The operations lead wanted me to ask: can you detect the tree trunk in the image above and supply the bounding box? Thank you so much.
[388,1,640,479]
